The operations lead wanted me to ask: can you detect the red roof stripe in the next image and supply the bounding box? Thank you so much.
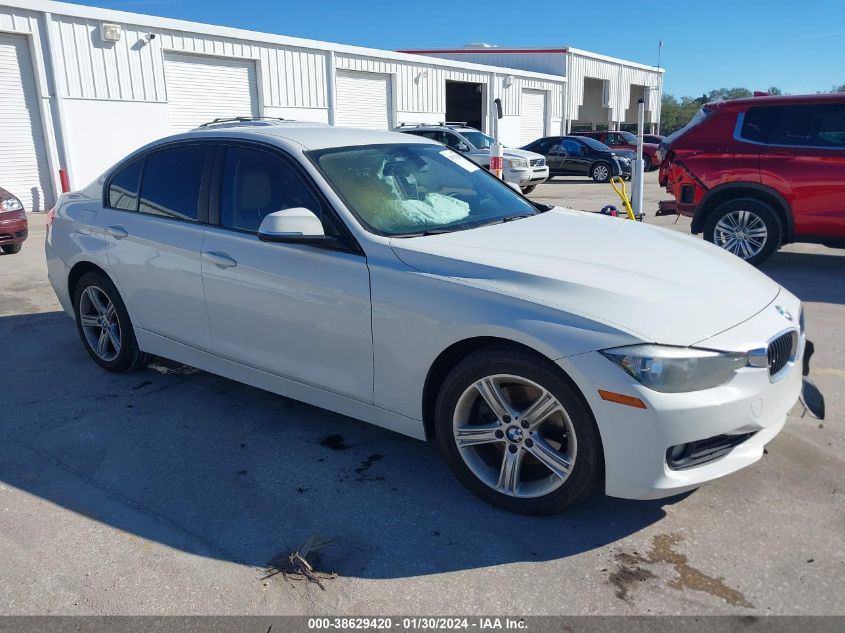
[399,48,569,55]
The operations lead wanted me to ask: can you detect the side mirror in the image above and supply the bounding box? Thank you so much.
[258,207,327,243]
[456,142,470,153]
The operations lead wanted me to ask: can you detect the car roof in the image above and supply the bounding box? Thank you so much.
[159,122,437,151]
[709,92,845,109]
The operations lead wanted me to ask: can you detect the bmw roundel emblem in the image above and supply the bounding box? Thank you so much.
[775,305,793,321]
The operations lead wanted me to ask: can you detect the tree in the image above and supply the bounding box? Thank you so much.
[767,86,784,95]
[707,87,753,101]
[832,84,845,93]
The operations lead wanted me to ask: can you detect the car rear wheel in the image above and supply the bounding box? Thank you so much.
[591,162,611,183]
[703,198,781,266]
[1,244,22,254]
[434,348,602,515]
[643,155,653,171]
[73,271,150,372]
[520,185,537,194]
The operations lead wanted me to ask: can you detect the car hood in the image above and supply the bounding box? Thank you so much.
[502,147,543,160]
[389,209,780,347]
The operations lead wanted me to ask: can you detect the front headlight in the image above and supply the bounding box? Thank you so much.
[1,197,23,212]
[507,158,528,169]
[601,344,748,393]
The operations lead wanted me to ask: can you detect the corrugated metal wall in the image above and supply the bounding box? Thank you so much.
[12,9,566,117]
[569,53,661,124]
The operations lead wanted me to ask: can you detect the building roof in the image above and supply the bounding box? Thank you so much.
[6,0,567,83]
[399,46,665,74]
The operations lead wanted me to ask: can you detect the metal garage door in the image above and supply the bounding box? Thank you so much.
[164,53,258,132]
[520,89,547,145]
[335,71,392,129]
[0,34,52,211]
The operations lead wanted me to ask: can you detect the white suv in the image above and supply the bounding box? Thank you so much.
[395,123,549,193]
[46,119,813,515]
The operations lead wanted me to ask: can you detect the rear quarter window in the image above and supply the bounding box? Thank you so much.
[740,106,780,143]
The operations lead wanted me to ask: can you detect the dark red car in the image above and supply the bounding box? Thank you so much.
[0,187,28,255]
[658,93,845,265]
[575,130,661,171]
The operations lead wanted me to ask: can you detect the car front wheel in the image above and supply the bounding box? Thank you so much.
[73,271,150,372]
[703,198,781,266]
[434,348,602,515]
[520,185,537,194]
[590,162,611,182]
[1,244,22,254]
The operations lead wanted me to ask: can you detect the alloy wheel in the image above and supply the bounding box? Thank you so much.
[452,374,577,498]
[713,210,768,260]
[592,164,609,181]
[79,286,122,362]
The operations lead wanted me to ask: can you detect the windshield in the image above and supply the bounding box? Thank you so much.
[459,130,494,150]
[577,136,611,151]
[619,131,638,144]
[310,143,538,237]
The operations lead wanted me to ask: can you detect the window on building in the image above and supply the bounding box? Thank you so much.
[219,145,325,234]
[139,145,208,221]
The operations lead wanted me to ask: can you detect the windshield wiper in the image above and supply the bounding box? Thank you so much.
[501,214,532,222]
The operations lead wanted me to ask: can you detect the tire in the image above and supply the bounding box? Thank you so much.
[703,198,781,266]
[434,348,603,515]
[73,271,150,372]
[520,185,537,194]
[643,155,653,171]
[1,244,22,255]
[590,162,611,183]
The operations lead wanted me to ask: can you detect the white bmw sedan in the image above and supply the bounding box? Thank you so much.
[46,121,812,515]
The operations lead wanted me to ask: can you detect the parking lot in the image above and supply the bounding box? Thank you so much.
[1,172,843,616]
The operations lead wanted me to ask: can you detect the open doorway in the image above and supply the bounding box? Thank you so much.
[446,81,484,131]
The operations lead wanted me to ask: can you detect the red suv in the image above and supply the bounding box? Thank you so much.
[659,94,845,265]
[576,130,661,171]
[0,187,28,255]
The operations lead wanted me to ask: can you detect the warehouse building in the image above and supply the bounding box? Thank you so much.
[401,45,664,136]
[0,0,658,211]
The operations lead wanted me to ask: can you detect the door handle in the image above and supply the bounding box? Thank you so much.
[204,251,238,268]
[106,225,128,240]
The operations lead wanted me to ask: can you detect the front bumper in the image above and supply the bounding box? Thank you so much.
[505,165,549,186]
[559,292,804,500]
[0,211,28,246]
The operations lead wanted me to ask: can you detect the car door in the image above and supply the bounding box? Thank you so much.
[200,142,373,402]
[99,142,212,349]
[757,102,845,239]
[524,138,559,172]
[560,139,590,175]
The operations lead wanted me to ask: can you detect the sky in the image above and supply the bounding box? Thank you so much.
[69,0,845,97]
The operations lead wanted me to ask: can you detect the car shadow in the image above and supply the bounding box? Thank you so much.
[761,249,845,306]
[0,311,677,579]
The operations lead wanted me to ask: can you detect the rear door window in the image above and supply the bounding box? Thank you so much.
[139,145,208,221]
[771,104,845,148]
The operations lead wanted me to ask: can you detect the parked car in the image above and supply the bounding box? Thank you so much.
[576,130,661,171]
[47,120,813,515]
[395,123,548,193]
[658,93,845,265]
[522,135,632,182]
[0,187,28,255]
[643,134,665,145]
